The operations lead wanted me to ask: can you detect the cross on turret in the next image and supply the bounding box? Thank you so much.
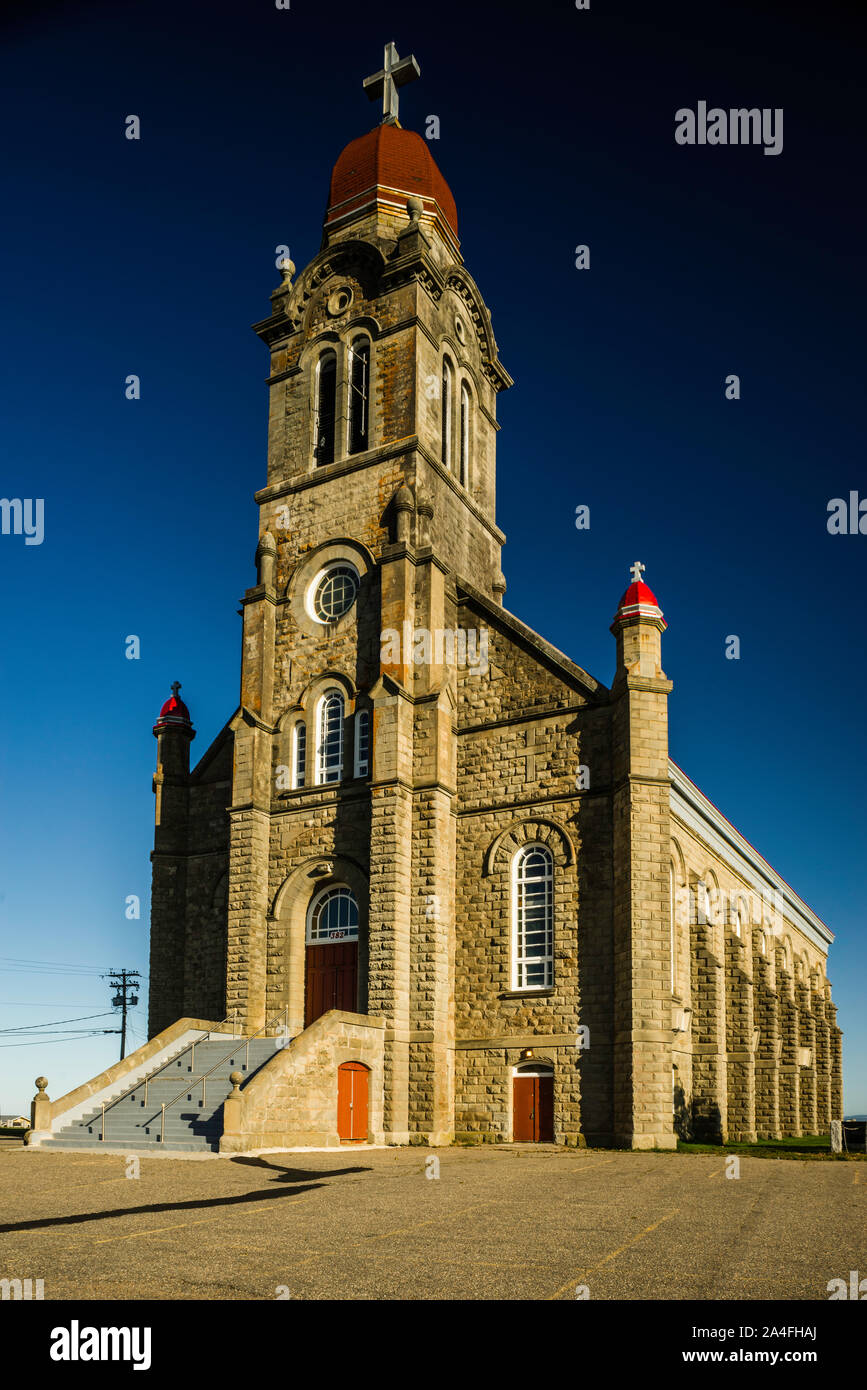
[170,681,182,699]
[363,42,420,125]
[629,561,645,584]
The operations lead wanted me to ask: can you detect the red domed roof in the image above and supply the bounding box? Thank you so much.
[158,694,190,722]
[153,687,195,738]
[617,580,661,612]
[326,124,458,242]
[611,575,666,630]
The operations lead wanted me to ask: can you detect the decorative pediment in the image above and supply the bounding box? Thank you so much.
[286,242,384,333]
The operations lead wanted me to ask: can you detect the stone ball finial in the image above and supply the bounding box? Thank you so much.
[406,196,423,227]
[229,1070,243,1098]
[278,256,295,285]
[35,1077,48,1093]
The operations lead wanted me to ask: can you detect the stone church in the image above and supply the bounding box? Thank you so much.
[144,49,843,1152]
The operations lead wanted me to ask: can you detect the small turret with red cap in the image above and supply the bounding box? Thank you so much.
[611,562,668,682]
[153,681,195,739]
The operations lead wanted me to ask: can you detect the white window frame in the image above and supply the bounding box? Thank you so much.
[354,708,370,779]
[314,348,338,466]
[441,358,454,470]
[347,336,371,456]
[306,883,359,944]
[669,864,677,992]
[291,720,307,789]
[511,843,554,991]
[315,689,344,785]
[459,380,470,487]
[307,562,360,625]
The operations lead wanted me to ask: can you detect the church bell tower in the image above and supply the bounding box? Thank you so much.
[225,44,512,1142]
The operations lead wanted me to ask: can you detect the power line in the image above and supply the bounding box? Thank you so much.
[0,1012,115,1034]
[0,1031,120,1049]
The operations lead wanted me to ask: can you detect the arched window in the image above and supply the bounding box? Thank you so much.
[441,358,454,469]
[315,349,337,465]
[307,884,359,943]
[354,709,370,778]
[348,337,370,455]
[669,864,677,992]
[316,689,344,784]
[292,721,306,789]
[459,380,471,487]
[512,844,554,989]
[697,881,711,925]
[758,929,767,956]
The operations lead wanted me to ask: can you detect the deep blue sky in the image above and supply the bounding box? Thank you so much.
[1,0,864,1114]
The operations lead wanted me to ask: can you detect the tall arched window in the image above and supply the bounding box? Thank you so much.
[315,349,337,465]
[441,358,454,469]
[512,844,554,989]
[348,337,370,455]
[459,381,470,487]
[316,689,344,784]
[292,721,306,789]
[669,864,677,992]
[354,709,370,778]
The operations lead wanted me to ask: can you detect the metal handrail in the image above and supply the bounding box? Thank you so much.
[89,1011,240,1133]
[146,1009,289,1143]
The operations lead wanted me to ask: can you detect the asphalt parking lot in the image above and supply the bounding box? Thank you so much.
[0,1144,863,1300]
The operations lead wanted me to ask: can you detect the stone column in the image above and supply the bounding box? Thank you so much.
[610,583,675,1150]
[368,681,415,1142]
[753,939,780,1138]
[828,1000,843,1119]
[777,951,800,1136]
[149,709,194,1037]
[725,930,756,1141]
[797,980,818,1135]
[690,889,727,1142]
[813,981,832,1131]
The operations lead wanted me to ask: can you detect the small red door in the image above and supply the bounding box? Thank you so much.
[337,1062,369,1142]
[513,1073,554,1142]
[305,941,358,1028]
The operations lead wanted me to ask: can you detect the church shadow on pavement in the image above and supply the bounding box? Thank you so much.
[0,1162,371,1235]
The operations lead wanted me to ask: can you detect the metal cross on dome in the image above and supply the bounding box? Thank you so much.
[363,42,420,125]
[629,561,646,584]
[170,681,182,699]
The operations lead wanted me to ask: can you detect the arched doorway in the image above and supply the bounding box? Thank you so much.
[337,1062,369,1142]
[305,885,359,1027]
[512,1063,554,1143]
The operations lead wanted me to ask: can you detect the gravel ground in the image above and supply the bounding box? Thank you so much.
[0,1143,863,1301]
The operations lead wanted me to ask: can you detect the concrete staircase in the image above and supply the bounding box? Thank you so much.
[39,1034,284,1153]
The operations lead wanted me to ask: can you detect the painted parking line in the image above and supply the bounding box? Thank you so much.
[91,1196,314,1244]
[546,1208,680,1300]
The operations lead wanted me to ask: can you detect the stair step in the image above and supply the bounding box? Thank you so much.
[46,1036,285,1151]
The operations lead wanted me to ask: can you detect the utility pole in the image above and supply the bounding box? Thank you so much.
[103,970,140,1061]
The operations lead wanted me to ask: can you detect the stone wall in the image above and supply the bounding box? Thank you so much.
[220,1011,385,1151]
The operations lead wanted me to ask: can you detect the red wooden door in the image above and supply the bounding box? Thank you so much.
[513,1073,554,1142]
[536,1074,554,1141]
[305,941,358,1028]
[337,1062,369,1142]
